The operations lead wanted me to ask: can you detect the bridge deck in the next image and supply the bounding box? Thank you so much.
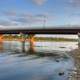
[0,28,80,34]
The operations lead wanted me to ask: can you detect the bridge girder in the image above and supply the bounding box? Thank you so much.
[0,29,80,34]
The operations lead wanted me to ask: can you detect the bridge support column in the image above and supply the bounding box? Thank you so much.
[28,34,35,54]
[78,33,80,49]
[22,40,26,52]
[20,33,35,54]
[20,33,26,53]
[0,34,3,42]
[0,34,3,51]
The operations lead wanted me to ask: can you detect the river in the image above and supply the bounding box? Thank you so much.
[0,40,78,80]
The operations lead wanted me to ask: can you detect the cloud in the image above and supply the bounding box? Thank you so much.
[69,0,80,3]
[2,11,52,22]
[13,16,43,24]
[12,13,48,24]
[2,11,16,17]
[68,0,80,7]
[33,0,47,5]
[0,19,18,27]
[13,17,29,24]
[0,11,54,29]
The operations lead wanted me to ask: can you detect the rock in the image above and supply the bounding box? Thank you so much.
[58,72,64,76]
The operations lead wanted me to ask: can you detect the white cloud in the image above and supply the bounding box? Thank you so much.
[33,0,47,5]
[68,0,80,7]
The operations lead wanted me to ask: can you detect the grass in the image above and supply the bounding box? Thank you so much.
[2,36,78,42]
[34,37,78,42]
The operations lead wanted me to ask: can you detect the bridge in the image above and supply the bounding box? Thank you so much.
[0,27,80,54]
[0,28,80,34]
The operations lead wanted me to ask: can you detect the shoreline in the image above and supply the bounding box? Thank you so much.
[69,48,80,80]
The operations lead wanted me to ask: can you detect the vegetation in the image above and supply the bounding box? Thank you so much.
[2,34,78,42]
[34,37,78,42]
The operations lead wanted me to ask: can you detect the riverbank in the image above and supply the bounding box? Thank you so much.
[69,48,80,80]
[1,37,78,42]
[70,48,80,68]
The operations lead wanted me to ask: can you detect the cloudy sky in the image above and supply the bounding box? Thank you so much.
[0,0,80,29]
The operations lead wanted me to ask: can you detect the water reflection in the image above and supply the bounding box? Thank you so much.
[1,41,78,52]
[0,41,77,80]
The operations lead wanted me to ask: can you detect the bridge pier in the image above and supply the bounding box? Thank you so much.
[78,33,80,49]
[0,34,3,42]
[28,34,35,54]
[21,33,35,54]
[20,33,26,53]
[22,39,26,52]
[0,34,3,51]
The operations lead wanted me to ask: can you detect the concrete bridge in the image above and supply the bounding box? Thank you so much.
[0,28,80,34]
[0,27,80,54]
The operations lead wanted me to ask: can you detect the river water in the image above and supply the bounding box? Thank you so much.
[0,40,78,80]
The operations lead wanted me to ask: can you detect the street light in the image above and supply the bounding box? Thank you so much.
[35,14,47,29]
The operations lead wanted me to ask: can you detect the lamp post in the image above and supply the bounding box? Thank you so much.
[43,15,46,29]
[35,14,47,29]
